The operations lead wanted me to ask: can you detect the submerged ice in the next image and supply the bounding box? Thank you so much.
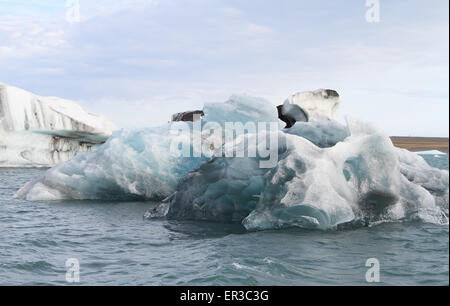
[15,91,449,230]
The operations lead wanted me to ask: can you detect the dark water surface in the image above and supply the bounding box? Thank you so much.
[0,154,448,285]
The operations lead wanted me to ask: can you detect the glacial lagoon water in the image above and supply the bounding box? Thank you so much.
[0,154,448,286]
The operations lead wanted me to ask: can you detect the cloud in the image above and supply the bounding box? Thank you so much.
[119,58,177,68]
[0,0,448,136]
[244,23,275,36]
[219,7,243,17]
[0,16,67,60]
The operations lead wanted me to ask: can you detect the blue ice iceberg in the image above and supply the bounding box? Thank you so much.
[15,95,277,201]
[15,94,449,229]
[15,124,207,200]
[146,119,448,230]
[202,94,279,127]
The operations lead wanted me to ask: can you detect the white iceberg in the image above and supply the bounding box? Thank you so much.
[244,120,448,230]
[0,83,115,167]
[396,148,449,214]
[282,89,340,121]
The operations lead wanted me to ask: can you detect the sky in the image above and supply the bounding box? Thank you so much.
[0,0,448,136]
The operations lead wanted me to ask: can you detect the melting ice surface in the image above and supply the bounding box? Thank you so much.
[15,94,449,230]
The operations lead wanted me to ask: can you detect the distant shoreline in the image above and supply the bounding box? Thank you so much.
[391,137,449,153]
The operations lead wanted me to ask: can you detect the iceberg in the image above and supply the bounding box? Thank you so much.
[202,94,279,127]
[0,83,115,167]
[14,123,209,201]
[395,147,449,214]
[15,92,449,230]
[244,120,448,230]
[282,89,340,121]
[14,95,278,201]
[146,120,448,229]
[145,131,285,222]
[283,119,350,148]
[172,110,204,122]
